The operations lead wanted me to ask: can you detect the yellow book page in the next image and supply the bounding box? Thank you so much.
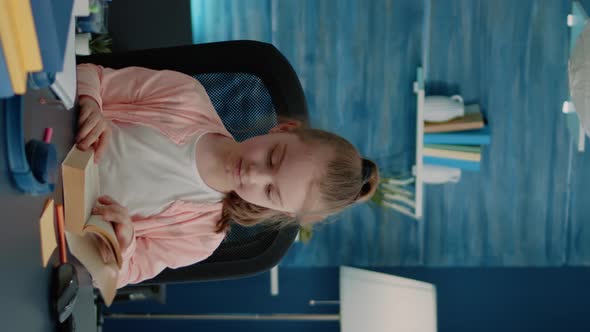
[65,231,118,306]
[84,214,123,269]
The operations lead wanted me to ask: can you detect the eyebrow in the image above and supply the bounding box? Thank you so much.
[275,144,287,207]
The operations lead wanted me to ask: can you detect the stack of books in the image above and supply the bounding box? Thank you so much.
[423,105,490,172]
[0,0,74,98]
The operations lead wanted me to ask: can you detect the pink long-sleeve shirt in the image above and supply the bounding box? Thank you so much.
[77,64,232,288]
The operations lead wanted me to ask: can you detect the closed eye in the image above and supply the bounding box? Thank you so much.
[266,144,286,206]
[268,145,277,168]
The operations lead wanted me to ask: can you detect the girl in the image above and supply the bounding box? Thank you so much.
[76,64,379,288]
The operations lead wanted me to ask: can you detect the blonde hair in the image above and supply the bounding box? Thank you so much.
[216,128,379,232]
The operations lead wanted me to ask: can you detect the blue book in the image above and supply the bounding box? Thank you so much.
[30,0,74,73]
[424,127,491,146]
[424,156,480,171]
[0,46,13,98]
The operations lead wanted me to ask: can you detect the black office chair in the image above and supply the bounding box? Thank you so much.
[77,41,306,288]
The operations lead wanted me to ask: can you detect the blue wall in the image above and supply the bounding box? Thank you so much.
[189,0,590,267]
[106,0,590,267]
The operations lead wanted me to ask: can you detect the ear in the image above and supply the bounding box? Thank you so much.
[269,120,302,134]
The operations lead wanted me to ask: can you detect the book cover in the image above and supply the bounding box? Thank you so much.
[0,46,13,98]
[423,156,480,171]
[51,0,74,71]
[424,127,491,146]
[424,112,485,133]
[30,0,74,73]
[423,147,481,162]
[39,199,58,268]
[30,0,60,72]
[424,144,482,154]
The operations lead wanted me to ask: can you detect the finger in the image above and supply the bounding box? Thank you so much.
[78,105,94,125]
[94,126,111,163]
[97,195,116,205]
[77,112,101,142]
[92,205,127,223]
[77,121,100,150]
[78,121,106,150]
[93,203,129,222]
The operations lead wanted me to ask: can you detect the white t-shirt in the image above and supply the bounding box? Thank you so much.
[98,123,224,217]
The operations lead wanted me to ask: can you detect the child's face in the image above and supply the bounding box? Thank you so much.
[226,132,328,215]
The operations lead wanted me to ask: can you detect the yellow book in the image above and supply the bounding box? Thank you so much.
[0,0,26,94]
[423,147,481,162]
[39,199,58,268]
[62,147,122,306]
[7,0,42,72]
[424,112,485,133]
[61,146,122,269]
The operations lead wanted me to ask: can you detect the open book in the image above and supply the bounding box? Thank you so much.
[61,146,121,306]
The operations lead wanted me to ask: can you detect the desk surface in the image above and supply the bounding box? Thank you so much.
[0,89,97,331]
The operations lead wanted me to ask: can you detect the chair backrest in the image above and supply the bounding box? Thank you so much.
[77,41,307,284]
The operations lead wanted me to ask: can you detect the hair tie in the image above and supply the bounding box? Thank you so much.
[361,159,372,184]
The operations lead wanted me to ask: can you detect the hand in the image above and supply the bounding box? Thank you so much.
[92,195,134,250]
[77,96,111,163]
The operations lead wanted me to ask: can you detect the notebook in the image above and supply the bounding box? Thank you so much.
[423,156,480,171]
[30,0,74,73]
[424,127,491,145]
[423,147,481,162]
[424,111,485,133]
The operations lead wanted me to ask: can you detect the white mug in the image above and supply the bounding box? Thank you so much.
[422,164,461,184]
[423,95,464,122]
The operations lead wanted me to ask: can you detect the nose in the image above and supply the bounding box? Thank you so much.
[243,162,273,185]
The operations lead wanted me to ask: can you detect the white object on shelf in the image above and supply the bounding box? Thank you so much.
[73,0,90,17]
[563,101,576,114]
[75,33,91,55]
[384,67,425,219]
[421,164,461,184]
[382,181,414,197]
[383,193,416,208]
[423,95,465,122]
